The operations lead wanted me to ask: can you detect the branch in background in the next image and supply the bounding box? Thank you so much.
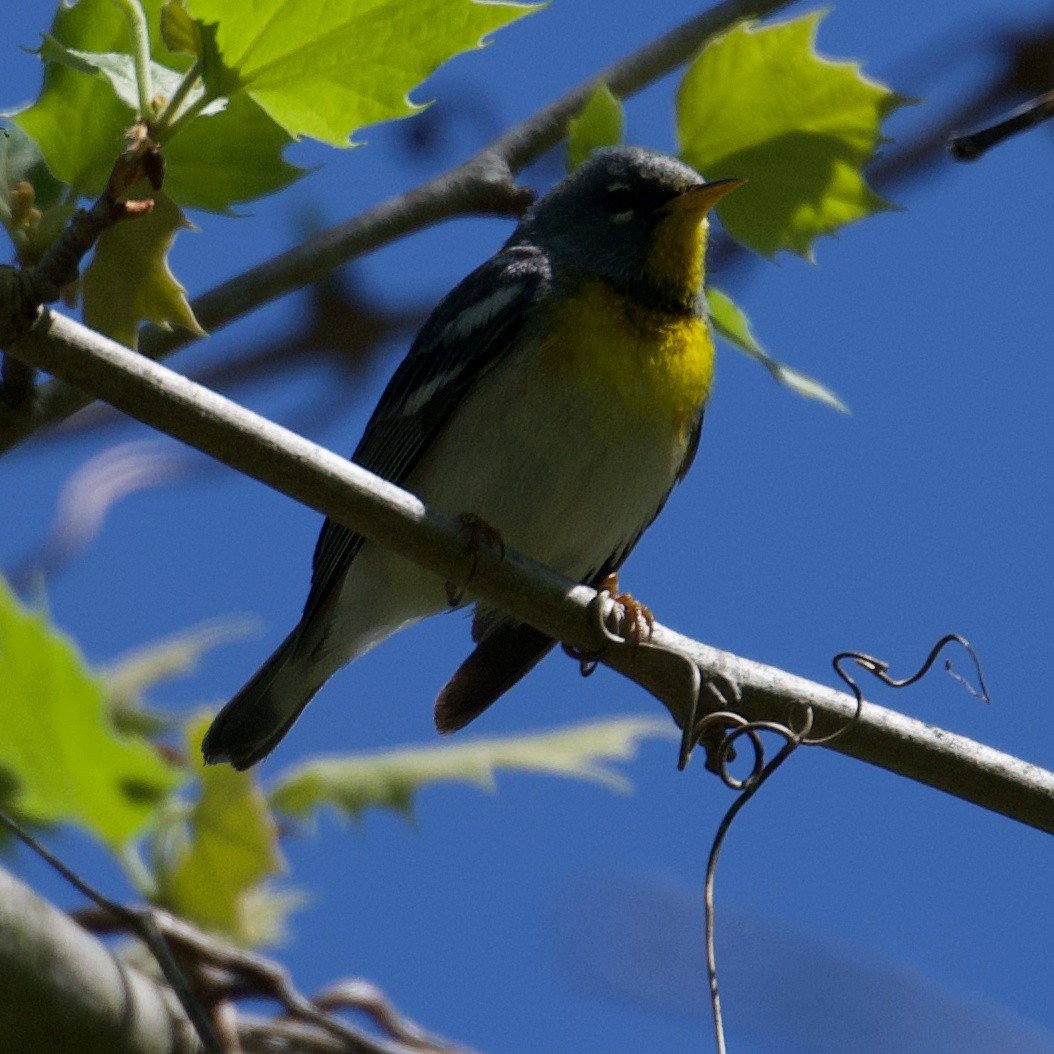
[9,309,1054,835]
[950,86,1054,159]
[0,0,794,454]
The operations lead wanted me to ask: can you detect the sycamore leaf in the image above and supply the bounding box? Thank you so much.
[270,718,674,822]
[678,12,909,258]
[182,0,539,145]
[0,576,177,847]
[36,35,225,119]
[83,188,204,348]
[568,81,624,171]
[153,715,289,944]
[706,286,848,412]
[163,93,303,212]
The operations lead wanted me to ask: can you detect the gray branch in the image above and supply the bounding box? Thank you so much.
[0,864,201,1054]
[0,0,793,455]
[8,308,1054,836]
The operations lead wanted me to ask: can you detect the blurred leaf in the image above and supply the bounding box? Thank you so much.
[706,286,848,412]
[0,576,178,848]
[270,718,675,821]
[101,615,260,735]
[568,81,624,171]
[678,12,908,258]
[36,34,224,118]
[163,93,303,212]
[0,125,72,265]
[153,715,289,944]
[0,125,61,222]
[182,0,540,145]
[11,0,137,196]
[82,188,204,347]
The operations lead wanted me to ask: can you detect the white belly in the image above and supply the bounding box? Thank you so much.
[329,342,692,663]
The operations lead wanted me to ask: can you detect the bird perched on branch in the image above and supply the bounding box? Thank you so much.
[203,146,743,769]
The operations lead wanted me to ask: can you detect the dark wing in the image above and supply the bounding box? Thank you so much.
[303,245,552,625]
[433,407,706,732]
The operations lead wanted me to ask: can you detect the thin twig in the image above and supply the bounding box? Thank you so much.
[78,907,460,1054]
[314,980,469,1053]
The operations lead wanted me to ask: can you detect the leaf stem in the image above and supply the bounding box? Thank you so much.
[156,88,214,145]
[154,57,202,137]
[113,0,155,119]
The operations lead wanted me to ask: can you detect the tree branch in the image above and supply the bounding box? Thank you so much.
[0,864,201,1054]
[0,0,792,454]
[8,308,1054,836]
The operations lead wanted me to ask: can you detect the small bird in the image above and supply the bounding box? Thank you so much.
[203,147,743,769]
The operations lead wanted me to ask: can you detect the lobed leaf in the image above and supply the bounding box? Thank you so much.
[706,286,848,412]
[567,81,624,171]
[82,187,204,347]
[153,716,289,944]
[678,12,909,258]
[0,576,177,848]
[182,0,540,145]
[269,718,674,821]
[163,93,303,212]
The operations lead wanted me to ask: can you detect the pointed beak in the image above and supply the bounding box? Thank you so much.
[660,177,747,216]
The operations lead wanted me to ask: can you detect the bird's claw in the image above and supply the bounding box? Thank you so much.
[598,572,654,647]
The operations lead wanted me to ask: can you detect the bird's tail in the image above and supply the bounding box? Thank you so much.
[201,629,322,770]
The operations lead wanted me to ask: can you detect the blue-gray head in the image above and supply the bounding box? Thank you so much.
[513,147,744,310]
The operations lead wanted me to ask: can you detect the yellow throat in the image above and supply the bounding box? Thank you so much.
[540,210,714,434]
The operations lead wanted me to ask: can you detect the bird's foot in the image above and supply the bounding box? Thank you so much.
[446,513,505,607]
[597,572,654,647]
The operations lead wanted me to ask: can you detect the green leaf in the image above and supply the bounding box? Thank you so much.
[163,93,303,212]
[11,0,137,196]
[182,0,540,145]
[678,12,908,258]
[153,715,289,943]
[82,188,204,347]
[36,35,224,119]
[706,286,848,412]
[567,81,624,171]
[0,576,178,847]
[270,718,674,821]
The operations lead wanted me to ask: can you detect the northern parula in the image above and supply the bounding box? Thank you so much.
[203,147,743,769]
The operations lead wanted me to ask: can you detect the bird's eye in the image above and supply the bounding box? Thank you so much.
[603,185,637,216]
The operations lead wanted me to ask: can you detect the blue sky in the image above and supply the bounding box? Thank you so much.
[4,1,1054,1052]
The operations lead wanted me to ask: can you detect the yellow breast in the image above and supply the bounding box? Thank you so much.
[537,278,715,434]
